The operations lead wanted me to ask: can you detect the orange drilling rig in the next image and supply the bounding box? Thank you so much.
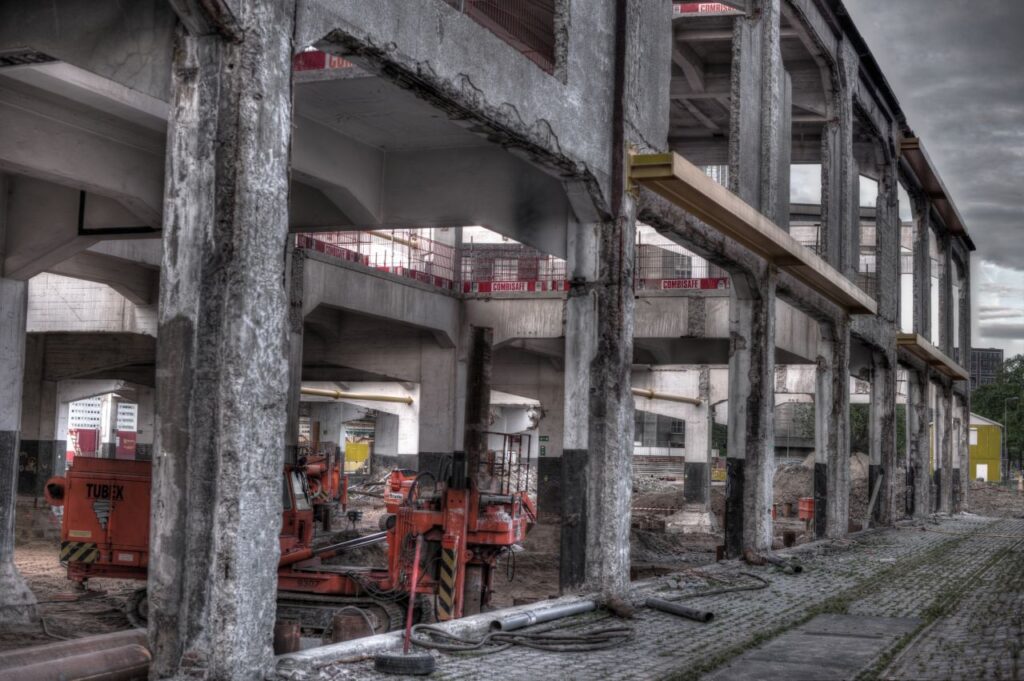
[45,440,535,637]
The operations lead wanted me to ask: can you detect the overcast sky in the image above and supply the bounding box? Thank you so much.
[844,0,1024,359]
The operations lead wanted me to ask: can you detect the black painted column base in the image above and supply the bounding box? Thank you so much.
[724,457,744,559]
[536,457,561,522]
[814,462,827,539]
[868,463,882,523]
[682,461,708,506]
[559,449,587,592]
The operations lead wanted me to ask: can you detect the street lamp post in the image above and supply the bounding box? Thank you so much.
[1004,396,1019,482]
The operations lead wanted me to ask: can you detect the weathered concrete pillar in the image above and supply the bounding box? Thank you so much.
[19,334,59,496]
[911,197,932,339]
[908,369,932,517]
[285,245,304,465]
[682,366,713,511]
[560,203,636,595]
[148,3,296,678]
[0,278,39,630]
[723,0,784,559]
[725,271,776,556]
[938,383,954,514]
[869,351,898,526]
[955,396,968,511]
[463,326,492,490]
[821,320,851,539]
[814,328,832,539]
[561,220,597,591]
[938,236,954,356]
[821,40,859,276]
[418,342,460,477]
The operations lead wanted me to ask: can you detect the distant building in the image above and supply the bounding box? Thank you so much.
[969,414,1003,482]
[970,348,1004,389]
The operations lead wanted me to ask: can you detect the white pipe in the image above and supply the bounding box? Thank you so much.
[300,387,413,405]
[631,388,702,406]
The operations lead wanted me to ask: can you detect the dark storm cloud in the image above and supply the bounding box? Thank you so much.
[845,0,1024,271]
[979,324,1024,340]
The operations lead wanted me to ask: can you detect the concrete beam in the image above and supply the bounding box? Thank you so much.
[0,80,164,227]
[46,251,159,305]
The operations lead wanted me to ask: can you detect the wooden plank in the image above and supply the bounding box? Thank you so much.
[630,152,877,315]
[896,333,970,381]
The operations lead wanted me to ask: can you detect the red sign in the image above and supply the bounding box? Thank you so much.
[660,277,730,290]
[293,50,353,72]
[674,3,740,15]
[116,431,137,460]
[463,280,570,294]
[67,428,100,463]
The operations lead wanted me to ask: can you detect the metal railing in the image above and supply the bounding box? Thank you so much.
[461,242,568,293]
[634,244,730,291]
[296,231,457,290]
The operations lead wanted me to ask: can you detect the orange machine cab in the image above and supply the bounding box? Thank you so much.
[46,458,152,583]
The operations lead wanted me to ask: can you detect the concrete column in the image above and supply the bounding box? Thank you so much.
[463,327,493,490]
[285,245,304,465]
[560,201,636,596]
[821,40,859,275]
[683,366,712,511]
[724,0,784,559]
[813,329,832,539]
[912,199,932,339]
[938,383,954,514]
[418,342,459,477]
[725,270,777,557]
[956,396,968,511]
[0,278,39,629]
[560,220,598,591]
[820,320,851,539]
[875,158,901,324]
[908,369,931,517]
[148,4,296,679]
[19,334,59,495]
[869,351,898,526]
[939,237,954,356]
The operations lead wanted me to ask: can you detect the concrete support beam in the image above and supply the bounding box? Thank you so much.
[938,383,954,514]
[821,320,851,538]
[0,278,39,629]
[683,366,713,511]
[46,250,159,305]
[875,158,901,324]
[820,41,859,274]
[559,205,637,596]
[869,351,898,526]
[912,197,932,340]
[908,368,931,517]
[417,343,461,477]
[725,270,777,557]
[939,236,954,357]
[285,247,305,465]
[722,0,784,558]
[148,3,296,678]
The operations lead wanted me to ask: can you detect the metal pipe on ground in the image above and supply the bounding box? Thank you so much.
[0,629,146,671]
[490,600,597,632]
[300,387,413,404]
[0,644,150,681]
[645,598,714,623]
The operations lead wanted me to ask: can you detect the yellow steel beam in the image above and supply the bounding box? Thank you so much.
[630,152,877,316]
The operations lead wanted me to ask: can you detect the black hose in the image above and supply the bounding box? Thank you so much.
[409,622,633,654]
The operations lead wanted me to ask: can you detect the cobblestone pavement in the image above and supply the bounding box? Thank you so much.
[312,515,1024,681]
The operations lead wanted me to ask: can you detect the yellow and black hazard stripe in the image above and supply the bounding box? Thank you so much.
[60,541,99,564]
[437,547,457,621]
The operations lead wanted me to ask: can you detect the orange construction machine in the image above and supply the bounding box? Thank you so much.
[45,438,534,638]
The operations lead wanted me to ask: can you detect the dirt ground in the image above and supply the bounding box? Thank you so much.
[967,480,1024,518]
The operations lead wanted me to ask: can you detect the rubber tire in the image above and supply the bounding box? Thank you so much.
[373,652,436,676]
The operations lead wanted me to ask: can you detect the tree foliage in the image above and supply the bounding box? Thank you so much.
[972,355,1024,468]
